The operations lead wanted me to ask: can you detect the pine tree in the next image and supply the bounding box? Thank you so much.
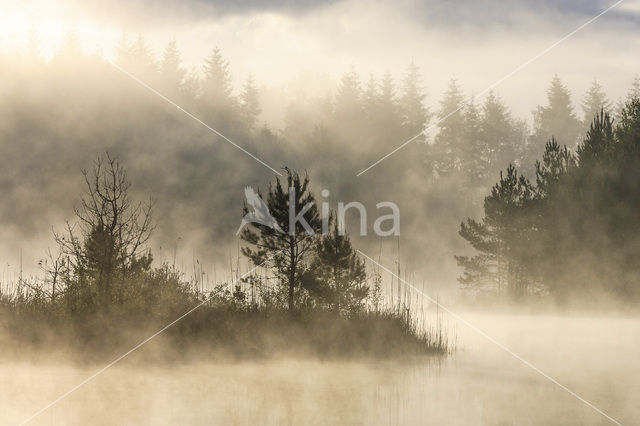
[528,75,581,161]
[581,80,610,130]
[160,40,185,96]
[334,66,362,120]
[115,34,157,80]
[577,109,614,168]
[456,164,535,295]
[528,139,576,296]
[431,78,466,175]
[203,47,234,104]
[363,74,379,122]
[308,216,368,315]
[615,76,640,118]
[534,138,575,198]
[377,72,402,134]
[330,67,365,143]
[462,97,484,183]
[379,72,397,117]
[459,96,640,301]
[240,75,262,129]
[480,91,519,176]
[399,62,429,136]
[133,34,158,76]
[181,69,202,101]
[115,33,133,67]
[240,169,322,310]
[626,77,640,103]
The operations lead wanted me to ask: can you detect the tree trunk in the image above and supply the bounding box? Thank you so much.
[288,238,295,310]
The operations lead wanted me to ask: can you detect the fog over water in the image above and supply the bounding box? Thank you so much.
[2,0,640,425]
[4,313,639,425]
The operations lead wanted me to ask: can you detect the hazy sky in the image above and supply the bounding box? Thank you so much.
[1,0,639,117]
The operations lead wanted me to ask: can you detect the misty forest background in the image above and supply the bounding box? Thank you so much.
[1,30,640,310]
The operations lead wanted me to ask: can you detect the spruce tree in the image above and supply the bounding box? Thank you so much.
[614,77,639,119]
[334,66,362,121]
[363,73,379,122]
[120,34,157,79]
[459,95,640,301]
[240,75,262,129]
[462,97,484,183]
[399,63,429,136]
[160,40,185,96]
[431,78,466,175]
[481,92,518,172]
[308,216,368,315]
[529,76,581,161]
[203,47,234,105]
[625,77,640,104]
[581,80,610,130]
[377,72,402,136]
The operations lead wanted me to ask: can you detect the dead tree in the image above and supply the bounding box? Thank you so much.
[54,154,154,310]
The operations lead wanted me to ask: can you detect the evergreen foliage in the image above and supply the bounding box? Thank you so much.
[457,100,640,301]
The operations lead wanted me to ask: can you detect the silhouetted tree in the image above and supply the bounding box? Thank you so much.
[371,72,404,149]
[480,91,522,176]
[240,169,321,310]
[55,155,154,311]
[379,72,399,124]
[363,73,379,122]
[160,40,185,97]
[581,80,610,131]
[334,66,362,122]
[307,216,368,315]
[431,78,466,175]
[528,76,581,161]
[399,62,429,136]
[203,47,234,106]
[462,97,483,183]
[456,164,535,296]
[240,75,262,129]
[535,138,575,199]
[459,97,640,301]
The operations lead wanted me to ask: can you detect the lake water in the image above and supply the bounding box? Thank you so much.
[3,313,639,425]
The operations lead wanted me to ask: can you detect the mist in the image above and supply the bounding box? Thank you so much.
[2,0,640,425]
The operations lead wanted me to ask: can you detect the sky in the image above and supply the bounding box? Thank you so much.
[1,0,639,121]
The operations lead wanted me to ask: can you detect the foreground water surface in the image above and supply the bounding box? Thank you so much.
[3,313,639,425]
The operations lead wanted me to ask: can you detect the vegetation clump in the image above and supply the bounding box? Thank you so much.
[0,157,448,361]
[457,99,640,303]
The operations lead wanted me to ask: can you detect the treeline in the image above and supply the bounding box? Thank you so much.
[2,29,640,295]
[456,99,640,303]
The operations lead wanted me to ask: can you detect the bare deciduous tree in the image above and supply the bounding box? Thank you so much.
[54,154,154,309]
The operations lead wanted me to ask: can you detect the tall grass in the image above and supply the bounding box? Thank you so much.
[0,253,453,361]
